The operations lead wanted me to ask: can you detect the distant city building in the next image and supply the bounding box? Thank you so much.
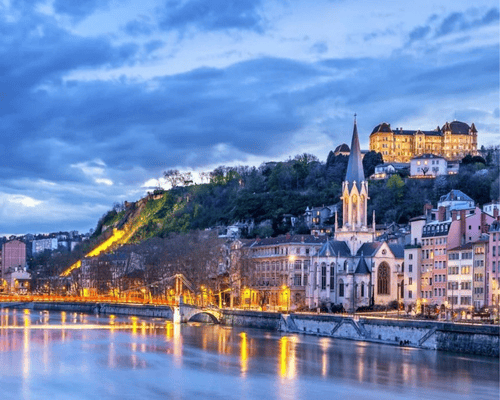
[304,205,337,230]
[369,120,478,163]
[371,162,409,179]
[1,240,26,278]
[410,154,447,177]
[333,143,350,157]
[483,202,500,218]
[32,238,58,255]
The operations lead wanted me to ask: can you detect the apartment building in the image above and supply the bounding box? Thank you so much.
[447,243,474,310]
[488,220,500,309]
[246,234,327,309]
[472,240,488,309]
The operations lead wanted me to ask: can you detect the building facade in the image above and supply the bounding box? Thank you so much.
[410,154,447,177]
[369,120,478,163]
[488,221,500,310]
[244,234,327,310]
[32,238,58,255]
[1,240,26,278]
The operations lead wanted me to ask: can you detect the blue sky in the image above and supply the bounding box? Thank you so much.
[0,0,498,235]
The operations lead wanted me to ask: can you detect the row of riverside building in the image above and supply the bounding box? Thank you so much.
[228,121,499,316]
[405,192,499,311]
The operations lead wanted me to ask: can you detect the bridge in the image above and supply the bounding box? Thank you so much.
[174,303,223,324]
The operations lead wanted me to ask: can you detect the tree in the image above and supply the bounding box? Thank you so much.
[164,169,182,188]
[362,151,383,178]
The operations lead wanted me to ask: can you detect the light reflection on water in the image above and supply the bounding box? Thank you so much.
[0,308,498,400]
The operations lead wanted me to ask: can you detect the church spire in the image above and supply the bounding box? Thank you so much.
[345,116,365,189]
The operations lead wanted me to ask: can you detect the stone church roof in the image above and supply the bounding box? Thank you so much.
[355,257,370,274]
[356,242,381,257]
[318,240,351,257]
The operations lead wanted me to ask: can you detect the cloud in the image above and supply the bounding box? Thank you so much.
[1,1,498,234]
[1,194,42,208]
[52,0,113,20]
[408,7,499,44]
[157,0,264,33]
[310,41,328,54]
[124,18,156,36]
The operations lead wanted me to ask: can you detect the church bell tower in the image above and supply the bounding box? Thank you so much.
[335,116,375,253]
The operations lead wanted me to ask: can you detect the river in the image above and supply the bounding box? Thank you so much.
[0,309,498,399]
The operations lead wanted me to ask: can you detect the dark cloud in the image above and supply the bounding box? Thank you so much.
[52,0,113,20]
[125,19,156,36]
[408,7,499,44]
[1,2,498,234]
[157,0,264,33]
[310,41,328,54]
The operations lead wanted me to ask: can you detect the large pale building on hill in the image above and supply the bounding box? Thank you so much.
[369,120,478,163]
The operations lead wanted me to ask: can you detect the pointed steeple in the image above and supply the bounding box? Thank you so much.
[345,116,365,189]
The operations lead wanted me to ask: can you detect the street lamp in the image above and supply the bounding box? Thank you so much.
[281,285,290,314]
[397,280,406,319]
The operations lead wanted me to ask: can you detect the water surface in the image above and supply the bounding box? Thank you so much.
[0,309,497,399]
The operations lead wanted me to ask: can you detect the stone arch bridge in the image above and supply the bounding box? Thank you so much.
[174,303,223,324]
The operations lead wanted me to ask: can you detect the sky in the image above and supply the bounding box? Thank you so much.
[0,0,498,235]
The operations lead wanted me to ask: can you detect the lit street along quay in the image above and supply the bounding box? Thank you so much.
[0,309,498,400]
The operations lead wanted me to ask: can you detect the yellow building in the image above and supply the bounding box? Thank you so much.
[369,120,477,163]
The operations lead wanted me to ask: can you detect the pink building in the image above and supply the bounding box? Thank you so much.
[1,240,26,278]
[488,219,500,309]
[419,204,494,308]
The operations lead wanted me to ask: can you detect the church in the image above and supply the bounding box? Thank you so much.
[306,119,404,312]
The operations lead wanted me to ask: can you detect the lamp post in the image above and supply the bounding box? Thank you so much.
[451,281,455,321]
[397,280,406,319]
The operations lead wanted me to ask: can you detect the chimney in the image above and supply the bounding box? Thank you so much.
[438,206,446,222]
[285,232,291,241]
[494,207,499,220]
[481,212,487,233]
[451,210,458,221]
[423,203,433,214]
[459,210,466,244]
[424,203,433,221]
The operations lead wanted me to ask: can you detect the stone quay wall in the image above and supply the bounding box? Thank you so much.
[3,302,497,357]
[280,313,499,357]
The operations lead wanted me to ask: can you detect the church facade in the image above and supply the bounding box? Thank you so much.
[306,120,404,311]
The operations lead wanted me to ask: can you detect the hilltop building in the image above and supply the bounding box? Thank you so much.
[369,120,478,163]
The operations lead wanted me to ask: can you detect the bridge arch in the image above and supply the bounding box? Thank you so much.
[187,311,220,324]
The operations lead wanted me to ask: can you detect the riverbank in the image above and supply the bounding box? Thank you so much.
[3,301,498,357]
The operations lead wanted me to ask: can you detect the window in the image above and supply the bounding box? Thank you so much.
[361,283,365,297]
[330,264,334,290]
[321,263,327,290]
[409,254,413,260]
[409,264,413,273]
[377,263,390,295]
[409,277,413,285]
[339,280,344,297]
[409,290,412,299]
